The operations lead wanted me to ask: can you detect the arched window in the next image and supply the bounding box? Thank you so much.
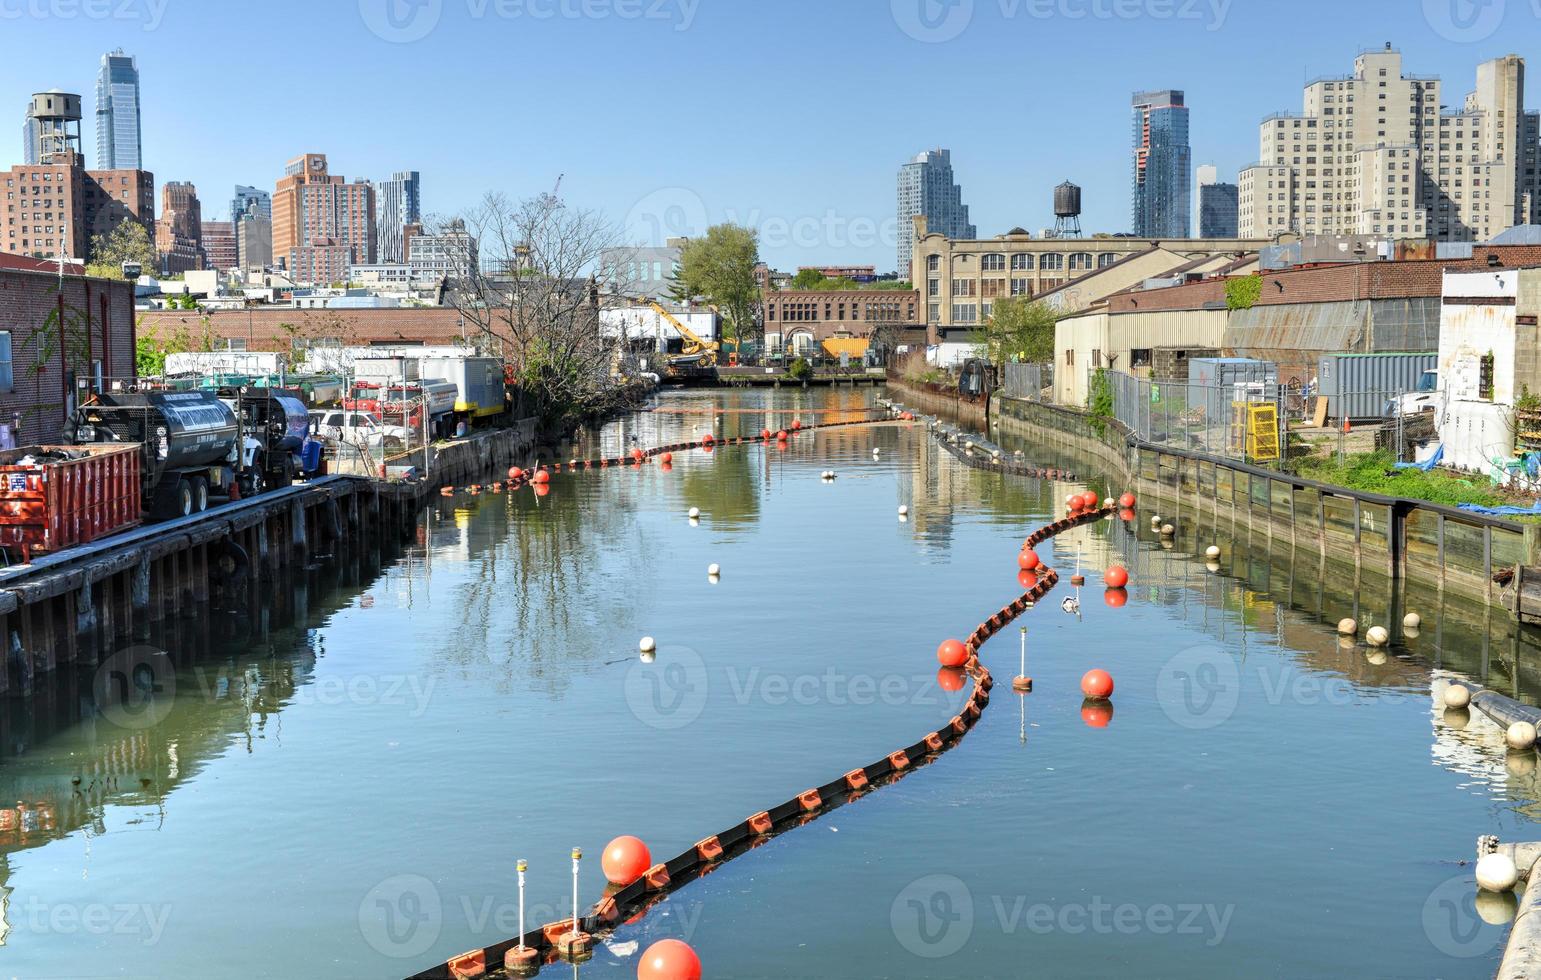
[1097,253,1117,268]
[1041,253,1064,271]
[927,254,940,272]
[981,253,1006,271]
[1010,253,1033,270]
[1069,253,1094,270]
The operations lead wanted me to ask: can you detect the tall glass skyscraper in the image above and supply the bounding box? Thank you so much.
[897,149,975,277]
[376,171,422,264]
[1131,90,1191,238]
[95,49,142,170]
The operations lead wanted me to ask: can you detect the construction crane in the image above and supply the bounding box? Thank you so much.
[646,300,720,368]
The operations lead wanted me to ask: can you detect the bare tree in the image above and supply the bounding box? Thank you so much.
[442,192,625,433]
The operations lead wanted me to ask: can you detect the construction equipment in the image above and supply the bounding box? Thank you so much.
[646,301,720,368]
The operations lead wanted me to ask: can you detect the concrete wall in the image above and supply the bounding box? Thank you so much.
[1054,307,1227,406]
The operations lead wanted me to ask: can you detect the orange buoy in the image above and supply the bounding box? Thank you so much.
[661,452,673,464]
[1081,701,1113,728]
[1083,491,1100,509]
[632,449,645,463]
[1081,669,1114,700]
[533,470,551,485]
[792,420,802,430]
[702,443,715,455]
[703,434,715,446]
[937,666,967,693]
[1017,569,1039,590]
[1104,588,1128,608]
[601,836,653,886]
[760,429,772,440]
[1019,549,1041,571]
[937,639,969,668]
[1104,566,1129,588]
[776,430,789,441]
[509,466,524,481]
[1119,492,1137,509]
[1067,494,1084,511]
[637,939,701,980]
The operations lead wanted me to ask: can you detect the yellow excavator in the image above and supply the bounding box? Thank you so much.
[646,300,720,368]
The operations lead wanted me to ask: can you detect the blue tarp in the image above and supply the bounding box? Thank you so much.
[1458,499,1541,517]
[1394,444,1444,472]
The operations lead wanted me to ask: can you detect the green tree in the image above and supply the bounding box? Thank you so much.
[791,268,826,290]
[674,224,762,345]
[970,296,1057,367]
[85,221,156,280]
[812,276,861,291]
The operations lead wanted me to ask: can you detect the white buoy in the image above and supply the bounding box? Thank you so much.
[639,636,657,654]
[1150,515,1162,529]
[1366,626,1390,647]
[1477,852,1520,893]
[688,507,701,519]
[1161,524,1175,537]
[1404,612,1422,630]
[898,505,909,516]
[1205,546,1221,560]
[1337,618,1358,636]
[708,563,721,577]
[1444,684,1472,709]
[1508,721,1538,750]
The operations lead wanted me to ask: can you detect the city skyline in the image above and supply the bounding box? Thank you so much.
[5,3,1541,269]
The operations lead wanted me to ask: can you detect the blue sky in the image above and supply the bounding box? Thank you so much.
[2,0,1537,271]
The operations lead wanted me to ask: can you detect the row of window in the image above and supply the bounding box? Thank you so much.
[928,252,1117,272]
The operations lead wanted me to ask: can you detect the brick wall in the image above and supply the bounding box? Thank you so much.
[138,307,470,350]
[0,267,135,445]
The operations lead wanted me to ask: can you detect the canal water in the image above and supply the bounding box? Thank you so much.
[1,385,1538,978]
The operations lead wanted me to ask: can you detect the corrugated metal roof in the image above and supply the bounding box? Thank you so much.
[1227,299,1369,353]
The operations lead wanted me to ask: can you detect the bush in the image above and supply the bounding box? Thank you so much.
[786,357,813,382]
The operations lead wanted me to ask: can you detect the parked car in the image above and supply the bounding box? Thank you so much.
[309,410,412,451]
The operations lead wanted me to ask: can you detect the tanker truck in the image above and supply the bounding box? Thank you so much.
[66,388,309,520]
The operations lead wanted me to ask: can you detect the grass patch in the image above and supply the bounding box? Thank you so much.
[1295,450,1507,508]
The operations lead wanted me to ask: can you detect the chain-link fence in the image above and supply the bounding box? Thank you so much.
[1097,369,1447,469]
[1002,363,1053,401]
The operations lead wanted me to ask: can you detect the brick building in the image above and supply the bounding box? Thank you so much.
[1,151,155,262]
[155,180,202,275]
[0,254,137,444]
[761,286,925,355]
[200,220,236,272]
[272,153,376,276]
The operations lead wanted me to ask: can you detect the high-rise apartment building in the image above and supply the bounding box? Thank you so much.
[155,180,202,274]
[1239,46,1541,242]
[200,221,236,272]
[897,149,975,279]
[1198,183,1239,238]
[237,213,272,271]
[376,171,421,264]
[272,153,376,272]
[1131,90,1192,238]
[95,50,142,171]
[1,154,154,261]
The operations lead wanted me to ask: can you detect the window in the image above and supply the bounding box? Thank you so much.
[1010,253,1032,270]
[1041,253,1064,270]
[1131,348,1152,369]
[1092,349,1102,368]
[1064,349,1075,367]
[951,278,976,297]
[927,255,940,272]
[1069,253,1094,270]
[950,303,978,323]
[981,253,1006,271]
[1098,253,1117,268]
[226,337,248,351]
[1480,353,1495,400]
[0,332,11,393]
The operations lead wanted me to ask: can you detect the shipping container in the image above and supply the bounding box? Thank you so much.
[1317,352,1437,420]
[0,444,142,557]
[1186,357,1278,429]
[421,357,507,419]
